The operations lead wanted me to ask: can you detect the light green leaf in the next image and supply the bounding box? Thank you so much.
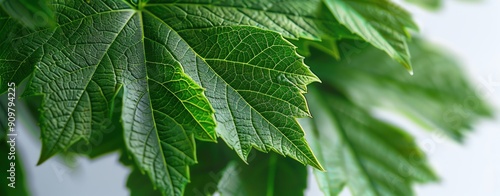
[301,87,437,196]
[0,0,324,194]
[309,39,492,141]
[218,153,308,196]
[323,0,418,71]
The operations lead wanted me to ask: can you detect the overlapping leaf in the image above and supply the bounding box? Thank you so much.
[300,87,437,196]
[323,0,418,71]
[0,0,328,194]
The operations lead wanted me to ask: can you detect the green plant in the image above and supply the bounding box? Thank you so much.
[0,0,491,195]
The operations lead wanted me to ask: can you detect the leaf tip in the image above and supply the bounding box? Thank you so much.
[311,160,325,172]
[400,60,414,75]
[37,149,55,166]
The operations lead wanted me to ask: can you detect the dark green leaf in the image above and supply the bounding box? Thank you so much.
[218,152,308,196]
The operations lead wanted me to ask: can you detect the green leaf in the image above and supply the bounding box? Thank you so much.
[309,39,492,141]
[301,87,437,196]
[323,0,418,72]
[218,152,308,196]
[0,0,55,28]
[0,0,324,194]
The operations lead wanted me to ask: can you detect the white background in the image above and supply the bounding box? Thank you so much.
[16,0,500,195]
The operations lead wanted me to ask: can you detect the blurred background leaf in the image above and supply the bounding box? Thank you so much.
[306,38,492,141]
[0,0,55,28]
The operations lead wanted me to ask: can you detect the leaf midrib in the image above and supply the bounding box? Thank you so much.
[138,10,195,195]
